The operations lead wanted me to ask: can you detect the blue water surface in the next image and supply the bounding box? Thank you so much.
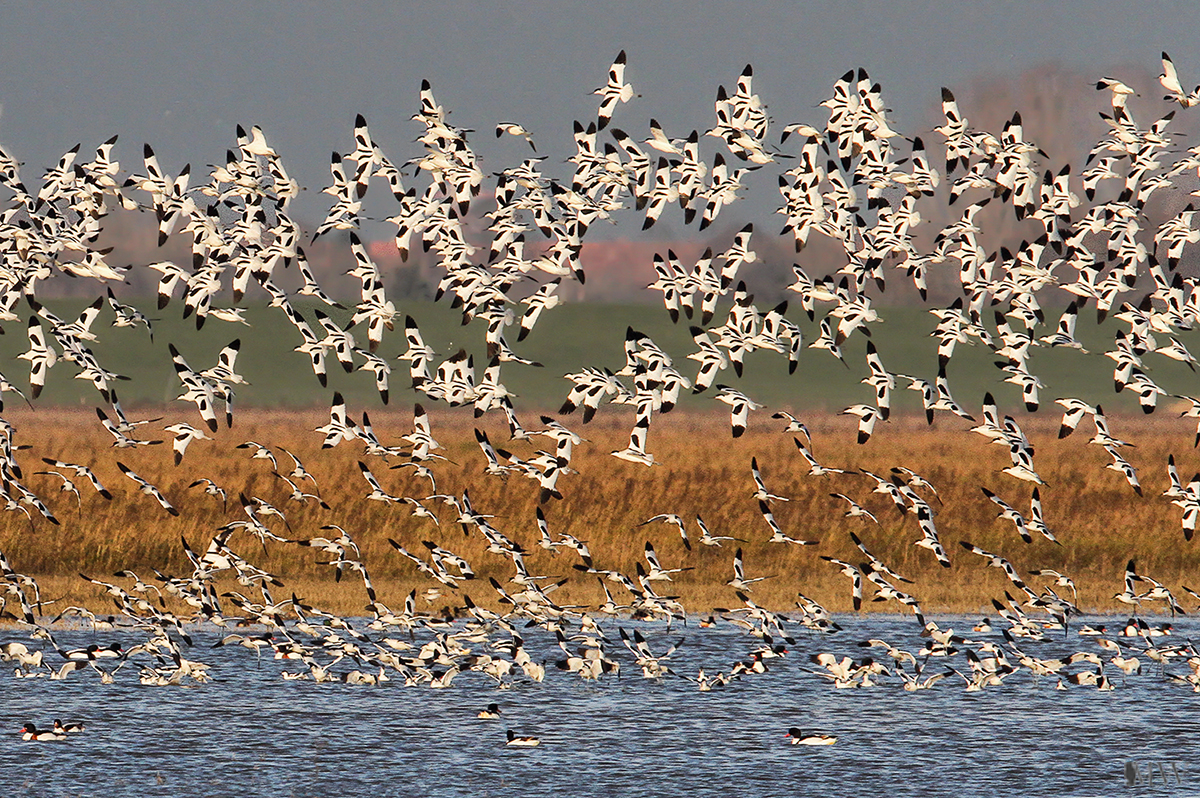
[0,614,1193,798]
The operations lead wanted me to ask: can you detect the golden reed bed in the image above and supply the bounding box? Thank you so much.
[2,406,1197,620]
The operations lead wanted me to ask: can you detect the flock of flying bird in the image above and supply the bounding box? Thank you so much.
[6,50,1200,745]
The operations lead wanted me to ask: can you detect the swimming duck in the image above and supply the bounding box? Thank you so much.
[21,723,66,741]
[785,727,837,745]
[506,729,540,747]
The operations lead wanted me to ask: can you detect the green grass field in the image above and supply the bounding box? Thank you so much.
[0,296,1193,419]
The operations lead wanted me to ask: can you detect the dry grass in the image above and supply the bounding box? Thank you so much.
[3,406,1199,620]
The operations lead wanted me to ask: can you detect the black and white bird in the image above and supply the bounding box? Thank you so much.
[829,492,878,524]
[980,487,1032,543]
[840,404,881,445]
[19,317,57,400]
[785,728,837,746]
[1160,52,1200,107]
[750,457,789,503]
[495,122,537,151]
[236,440,278,471]
[358,461,401,504]
[594,50,638,130]
[715,385,762,437]
[505,729,540,747]
[40,459,112,500]
[643,540,694,581]
[639,513,691,551]
[116,462,178,516]
[794,439,847,477]
[758,500,817,546]
[959,541,1028,592]
[97,407,162,449]
[20,723,66,741]
[914,506,951,568]
[316,392,356,449]
[727,548,773,591]
[165,422,210,466]
[695,515,743,547]
[820,557,863,611]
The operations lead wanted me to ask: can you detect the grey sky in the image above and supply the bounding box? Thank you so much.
[0,2,1194,228]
